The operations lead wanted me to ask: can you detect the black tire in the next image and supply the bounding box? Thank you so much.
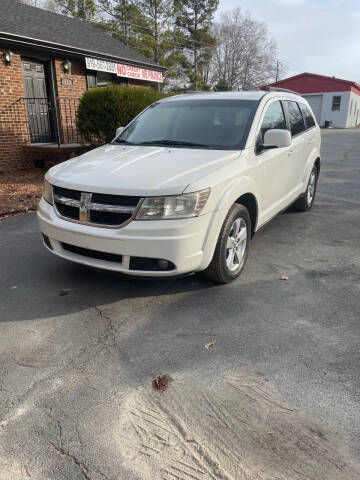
[293,165,318,211]
[202,204,251,284]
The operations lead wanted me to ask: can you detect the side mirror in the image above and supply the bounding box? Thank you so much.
[263,129,292,149]
[116,126,124,137]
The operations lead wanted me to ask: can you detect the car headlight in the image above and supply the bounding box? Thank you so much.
[136,188,210,220]
[43,178,53,205]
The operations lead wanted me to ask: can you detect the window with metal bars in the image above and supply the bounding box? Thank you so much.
[332,96,341,111]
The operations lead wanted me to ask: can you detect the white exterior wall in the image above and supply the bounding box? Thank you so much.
[346,91,360,127]
[302,91,357,128]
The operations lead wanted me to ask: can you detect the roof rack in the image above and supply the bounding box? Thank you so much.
[263,86,299,95]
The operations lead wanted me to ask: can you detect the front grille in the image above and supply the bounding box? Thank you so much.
[92,192,140,206]
[53,186,141,228]
[62,243,123,263]
[55,203,79,220]
[53,186,81,200]
[89,210,131,226]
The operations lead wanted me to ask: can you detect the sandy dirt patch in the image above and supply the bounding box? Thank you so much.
[116,370,359,480]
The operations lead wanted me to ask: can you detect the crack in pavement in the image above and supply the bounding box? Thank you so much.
[49,441,93,480]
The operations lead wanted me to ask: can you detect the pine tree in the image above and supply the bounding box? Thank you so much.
[135,0,172,63]
[133,0,189,89]
[174,0,218,90]
[44,0,97,21]
[97,0,144,46]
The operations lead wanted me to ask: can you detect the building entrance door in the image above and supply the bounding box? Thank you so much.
[22,58,53,143]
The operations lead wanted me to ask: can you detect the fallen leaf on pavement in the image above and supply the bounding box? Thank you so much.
[152,374,173,392]
[205,340,216,350]
[10,286,17,289]
[279,276,289,280]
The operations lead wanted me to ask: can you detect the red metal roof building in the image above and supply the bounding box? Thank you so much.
[263,73,360,128]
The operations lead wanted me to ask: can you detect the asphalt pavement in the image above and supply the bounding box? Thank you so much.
[0,129,359,479]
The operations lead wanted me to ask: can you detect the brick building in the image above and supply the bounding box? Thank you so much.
[0,0,165,172]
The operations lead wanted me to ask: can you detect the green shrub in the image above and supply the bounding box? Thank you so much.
[76,85,166,145]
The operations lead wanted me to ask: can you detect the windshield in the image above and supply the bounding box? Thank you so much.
[113,99,258,150]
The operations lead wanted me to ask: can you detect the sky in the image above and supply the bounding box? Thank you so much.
[217,0,360,82]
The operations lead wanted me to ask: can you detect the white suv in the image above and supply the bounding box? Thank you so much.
[38,91,321,283]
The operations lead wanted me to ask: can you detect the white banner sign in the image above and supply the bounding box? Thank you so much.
[116,63,163,83]
[85,57,163,83]
[85,57,117,74]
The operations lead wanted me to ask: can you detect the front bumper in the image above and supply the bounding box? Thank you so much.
[37,198,219,276]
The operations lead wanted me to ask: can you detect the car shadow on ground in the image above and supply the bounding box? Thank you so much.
[0,207,314,324]
[2,251,218,323]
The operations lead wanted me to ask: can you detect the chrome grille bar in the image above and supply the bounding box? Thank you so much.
[52,187,141,228]
[54,195,137,214]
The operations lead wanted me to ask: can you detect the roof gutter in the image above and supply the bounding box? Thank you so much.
[0,31,166,72]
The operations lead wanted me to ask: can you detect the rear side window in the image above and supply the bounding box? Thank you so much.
[285,101,306,136]
[299,103,316,129]
[260,100,287,141]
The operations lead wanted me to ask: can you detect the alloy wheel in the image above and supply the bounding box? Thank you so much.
[225,217,247,272]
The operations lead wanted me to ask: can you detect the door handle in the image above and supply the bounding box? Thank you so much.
[288,150,294,156]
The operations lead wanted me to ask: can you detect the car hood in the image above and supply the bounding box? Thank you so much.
[47,144,241,196]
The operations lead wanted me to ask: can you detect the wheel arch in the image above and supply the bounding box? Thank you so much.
[199,179,260,271]
[234,192,258,237]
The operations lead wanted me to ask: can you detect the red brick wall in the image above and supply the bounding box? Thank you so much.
[54,59,87,144]
[0,49,29,172]
[0,51,157,173]
[54,58,87,98]
[0,54,89,172]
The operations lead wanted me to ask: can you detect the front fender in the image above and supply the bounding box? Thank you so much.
[198,176,260,270]
[213,175,260,213]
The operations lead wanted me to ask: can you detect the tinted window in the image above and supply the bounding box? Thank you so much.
[285,101,306,136]
[115,100,258,150]
[260,101,287,141]
[299,103,316,129]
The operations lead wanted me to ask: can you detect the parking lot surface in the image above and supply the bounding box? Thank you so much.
[1,129,360,479]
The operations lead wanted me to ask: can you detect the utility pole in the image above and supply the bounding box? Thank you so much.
[276,60,280,82]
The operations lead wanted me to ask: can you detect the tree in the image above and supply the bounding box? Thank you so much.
[96,0,144,46]
[136,0,172,64]
[174,0,219,90]
[210,8,284,91]
[134,1,190,90]
[96,1,187,90]
[44,0,97,21]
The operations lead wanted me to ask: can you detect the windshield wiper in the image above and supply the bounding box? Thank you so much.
[138,139,210,148]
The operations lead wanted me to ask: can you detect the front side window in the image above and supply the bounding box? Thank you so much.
[299,103,316,129]
[260,100,287,141]
[114,99,259,150]
[285,101,306,136]
[332,96,341,111]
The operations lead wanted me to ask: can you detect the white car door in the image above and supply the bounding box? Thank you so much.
[299,101,318,175]
[283,100,308,195]
[256,99,296,223]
